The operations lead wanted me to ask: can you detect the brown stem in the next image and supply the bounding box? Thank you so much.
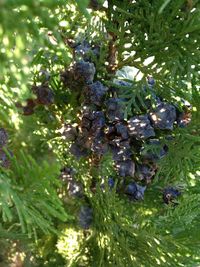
[107,32,118,74]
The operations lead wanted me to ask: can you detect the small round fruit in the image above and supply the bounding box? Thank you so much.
[128,115,155,140]
[163,187,181,204]
[0,128,8,147]
[149,102,176,130]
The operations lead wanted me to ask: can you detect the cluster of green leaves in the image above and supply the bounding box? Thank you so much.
[0,151,68,237]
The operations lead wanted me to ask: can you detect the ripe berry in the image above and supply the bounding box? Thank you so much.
[78,206,93,229]
[116,160,135,177]
[125,182,146,201]
[100,177,115,191]
[74,60,96,84]
[106,98,124,122]
[0,149,12,168]
[91,132,108,155]
[90,111,105,135]
[147,76,155,86]
[110,139,132,161]
[74,41,91,60]
[108,177,115,189]
[85,81,107,106]
[135,163,157,183]
[128,115,155,139]
[163,187,181,204]
[149,102,176,130]
[115,122,129,140]
[0,128,8,147]
[75,41,100,62]
[32,85,54,105]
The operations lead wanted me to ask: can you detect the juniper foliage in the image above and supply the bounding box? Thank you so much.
[0,0,200,266]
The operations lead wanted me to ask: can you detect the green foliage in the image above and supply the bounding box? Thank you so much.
[0,0,200,266]
[0,151,68,237]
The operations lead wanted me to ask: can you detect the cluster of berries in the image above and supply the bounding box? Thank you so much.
[59,40,192,228]
[0,128,12,168]
[16,83,54,115]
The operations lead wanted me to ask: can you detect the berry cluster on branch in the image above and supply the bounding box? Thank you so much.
[59,40,192,228]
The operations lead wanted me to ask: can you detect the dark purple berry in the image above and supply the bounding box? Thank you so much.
[32,85,54,105]
[81,108,94,132]
[90,111,105,135]
[81,109,105,136]
[149,102,176,130]
[116,160,135,177]
[74,61,95,84]
[108,177,115,189]
[125,182,146,201]
[106,98,124,122]
[100,177,115,191]
[91,132,108,155]
[128,115,155,140]
[104,124,116,140]
[0,149,12,168]
[0,128,8,147]
[75,41,100,61]
[163,187,181,204]
[147,76,155,86]
[78,206,93,229]
[85,81,107,106]
[135,163,157,183]
[111,146,132,162]
[110,139,132,161]
[74,41,91,60]
[115,122,129,140]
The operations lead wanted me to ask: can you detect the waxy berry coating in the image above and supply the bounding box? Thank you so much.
[74,61,96,84]
[128,115,155,140]
[116,160,135,177]
[106,98,124,122]
[125,182,146,201]
[85,81,107,106]
[149,102,176,130]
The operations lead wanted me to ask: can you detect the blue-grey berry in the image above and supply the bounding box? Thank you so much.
[149,102,176,130]
[128,115,155,139]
